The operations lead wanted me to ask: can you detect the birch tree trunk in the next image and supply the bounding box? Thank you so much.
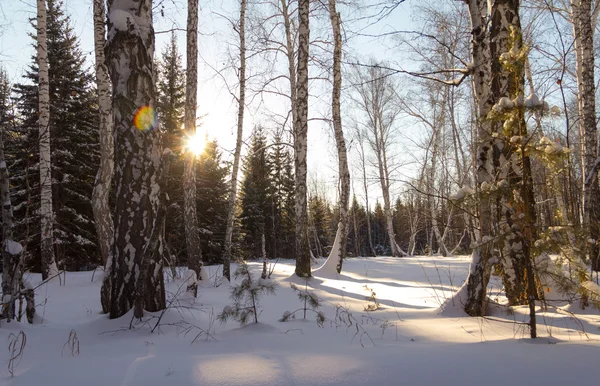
[572,0,600,272]
[320,0,350,274]
[101,0,165,319]
[456,0,495,317]
[184,0,203,281]
[294,0,311,277]
[92,0,114,267]
[224,0,247,282]
[358,135,376,257]
[37,0,58,280]
[1,121,23,322]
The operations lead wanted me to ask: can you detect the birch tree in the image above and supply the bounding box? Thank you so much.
[353,64,407,257]
[37,0,58,280]
[224,0,247,282]
[101,0,166,319]
[571,0,600,272]
[294,0,311,277]
[317,0,351,274]
[0,71,23,322]
[92,0,114,267]
[184,0,203,280]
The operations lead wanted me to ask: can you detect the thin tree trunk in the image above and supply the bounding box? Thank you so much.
[572,0,600,272]
[294,0,311,277]
[224,0,247,282]
[321,0,350,274]
[357,133,376,257]
[1,121,23,322]
[101,0,165,319]
[184,0,203,280]
[92,0,115,268]
[37,0,58,280]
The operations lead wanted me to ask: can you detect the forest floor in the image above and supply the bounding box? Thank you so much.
[1,255,599,385]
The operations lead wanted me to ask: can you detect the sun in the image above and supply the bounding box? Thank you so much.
[185,133,206,156]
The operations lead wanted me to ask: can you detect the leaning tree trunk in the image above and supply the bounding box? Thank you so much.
[92,0,114,267]
[572,0,600,272]
[101,0,165,319]
[320,0,350,274]
[1,122,24,322]
[37,0,58,280]
[294,0,311,278]
[184,0,203,281]
[224,0,247,282]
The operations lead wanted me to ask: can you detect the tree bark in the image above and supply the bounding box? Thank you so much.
[101,0,165,319]
[572,0,600,272]
[92,0,115,268]
[322,0,350,273]
[1,119,23,322]
[461,0,495,317]
[184,0,203,280]
[294,0,311,277]
[37,0,58,280]
[224,0,247,282]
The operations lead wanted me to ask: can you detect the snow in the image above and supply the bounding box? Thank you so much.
[4,239,23,255]
[1,257,599,385]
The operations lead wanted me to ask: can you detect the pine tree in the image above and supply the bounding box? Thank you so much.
[196,138,229,264]
[239,127,273,259]
[10,0,99,271]
[308,195,332,257]
[268,134,295,260]
[156,32,186,266]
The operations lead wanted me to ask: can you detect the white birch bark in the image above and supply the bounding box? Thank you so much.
[92,0,115,267]
[184,0,203,280]
[319,0,350,274]
[447,0,495,317]
[571,0,600,271]
[294,0,311,277]
[224,0,247,282]
[101,0,165,319]
[1,119,23,321]
[37,0,58,280]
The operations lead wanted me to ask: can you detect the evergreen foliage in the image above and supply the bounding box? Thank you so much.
[156,32,186,267]
[217,262,277,325]
[196,138,229,264]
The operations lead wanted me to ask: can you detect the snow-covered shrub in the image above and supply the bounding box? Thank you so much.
[218,263,277,325]
[279,281,325,326]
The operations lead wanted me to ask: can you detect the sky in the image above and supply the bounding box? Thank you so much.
[0,0,416,204]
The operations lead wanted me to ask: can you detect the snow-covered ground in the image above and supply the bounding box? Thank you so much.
[1,256,599,386]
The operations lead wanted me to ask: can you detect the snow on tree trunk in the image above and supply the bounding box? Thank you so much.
[224,0,247,282]
[319,0,350,274]
[101,0,165,319]
[37,0,58,280]
[92,0,115,267]
[489,0,537,309]
[294,0,311,278]
[572,0,600,272]
[1,123,24,322]
[461,0,495,317]
[184,0,203,280]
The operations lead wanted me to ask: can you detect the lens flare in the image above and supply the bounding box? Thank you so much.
[185,133,206,156]
[133,106,157,131]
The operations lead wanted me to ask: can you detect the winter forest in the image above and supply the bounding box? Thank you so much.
[0,0,600,384]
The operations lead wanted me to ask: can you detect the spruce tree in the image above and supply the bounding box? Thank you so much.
[268,134,295,260]
[156,32,186,266]
[308,195,332,257]
[196,138,229,264]
[10,0,99,271]
[239,127,273,259]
